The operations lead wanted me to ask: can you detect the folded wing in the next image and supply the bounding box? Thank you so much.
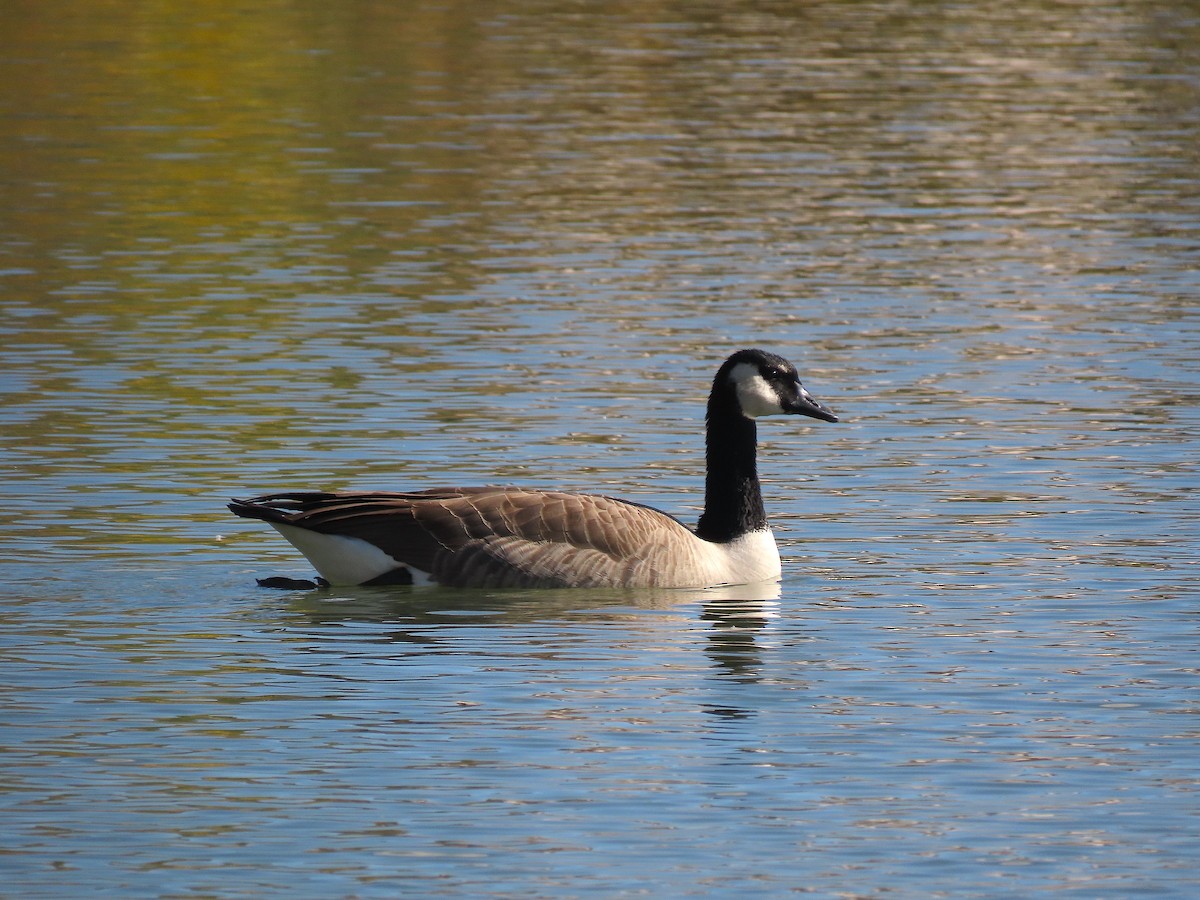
[229,488,703,588]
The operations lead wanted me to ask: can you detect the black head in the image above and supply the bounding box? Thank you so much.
[713,348,838,423]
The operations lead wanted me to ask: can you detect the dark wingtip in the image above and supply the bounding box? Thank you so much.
[227,496,288,524]
[228,498,255,518]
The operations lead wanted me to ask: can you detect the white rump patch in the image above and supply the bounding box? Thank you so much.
[729,362,785,418]
[271,523,432,586]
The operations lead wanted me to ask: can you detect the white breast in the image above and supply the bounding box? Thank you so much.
[700,529,782,586]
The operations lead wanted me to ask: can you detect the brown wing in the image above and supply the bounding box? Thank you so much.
[231,488,702,588]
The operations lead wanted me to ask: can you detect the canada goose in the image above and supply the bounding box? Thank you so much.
[228,349,837,589]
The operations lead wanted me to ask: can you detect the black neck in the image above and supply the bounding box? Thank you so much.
[695,394,766,543]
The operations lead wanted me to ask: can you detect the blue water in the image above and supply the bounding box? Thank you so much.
[2,1,1199,896]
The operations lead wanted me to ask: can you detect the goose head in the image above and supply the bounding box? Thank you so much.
[714,348,839,423]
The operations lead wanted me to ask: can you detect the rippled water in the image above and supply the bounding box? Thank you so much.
[3,1,1199,897]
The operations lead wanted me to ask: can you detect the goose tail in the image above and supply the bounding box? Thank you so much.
[227,493,334,525]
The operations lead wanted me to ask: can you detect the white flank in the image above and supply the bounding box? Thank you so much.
[271,523,432,586]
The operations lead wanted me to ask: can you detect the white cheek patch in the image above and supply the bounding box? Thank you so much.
[730,364,785,418]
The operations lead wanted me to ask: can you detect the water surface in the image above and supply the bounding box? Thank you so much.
[2,1,1198,897]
